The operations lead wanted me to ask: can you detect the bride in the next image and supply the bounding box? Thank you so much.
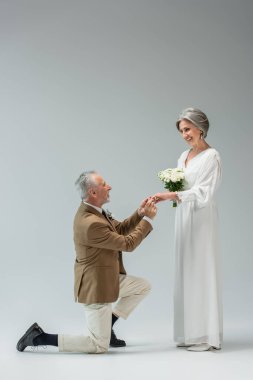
[153,107,222,351]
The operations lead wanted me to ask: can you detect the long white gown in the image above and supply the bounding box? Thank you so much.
[174,148,223,348]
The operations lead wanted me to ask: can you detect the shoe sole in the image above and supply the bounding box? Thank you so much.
[177,344,192,348]
[16,322,39,352]
[110,344,126,347]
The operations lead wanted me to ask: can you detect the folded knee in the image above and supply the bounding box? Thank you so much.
[141,279,152,293]
[146,280,152,292]
[95,343,109,354]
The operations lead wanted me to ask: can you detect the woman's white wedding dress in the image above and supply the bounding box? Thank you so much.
[174,148,223,348]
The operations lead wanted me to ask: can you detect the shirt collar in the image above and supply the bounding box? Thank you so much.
[82,201,102,214]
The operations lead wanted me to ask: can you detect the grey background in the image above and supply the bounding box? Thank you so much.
[1,0,252,365]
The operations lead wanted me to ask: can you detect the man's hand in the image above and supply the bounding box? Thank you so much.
[138,197,151,217]
[141,199,157,220]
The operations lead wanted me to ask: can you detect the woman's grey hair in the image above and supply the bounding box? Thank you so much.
[176,107,209,138]
[75,170,97,199]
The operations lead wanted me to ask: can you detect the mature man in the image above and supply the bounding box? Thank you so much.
[17,171,156,354]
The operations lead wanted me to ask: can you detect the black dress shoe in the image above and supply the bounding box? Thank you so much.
[16,323,44,352]
[110,329,126,347]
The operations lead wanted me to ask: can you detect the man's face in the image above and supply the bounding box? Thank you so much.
[90,174,112,207]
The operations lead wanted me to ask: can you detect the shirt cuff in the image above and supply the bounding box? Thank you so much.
[143,216,153,226]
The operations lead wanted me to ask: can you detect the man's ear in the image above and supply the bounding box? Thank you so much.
[88,187,96,196]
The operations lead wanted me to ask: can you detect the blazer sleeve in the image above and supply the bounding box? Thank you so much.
[112,210,143,235]
[86,219,152,252]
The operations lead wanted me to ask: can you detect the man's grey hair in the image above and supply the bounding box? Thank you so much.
[75,170,97,199]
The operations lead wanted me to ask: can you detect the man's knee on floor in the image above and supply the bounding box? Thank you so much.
[95,343,109,354]
[91,336,110,354]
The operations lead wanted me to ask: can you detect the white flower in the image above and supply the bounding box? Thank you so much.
[157,167,185,207]
[158,167,185,184]
[170,175,178,183]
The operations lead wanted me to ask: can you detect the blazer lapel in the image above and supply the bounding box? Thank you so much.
[80,203,116,231]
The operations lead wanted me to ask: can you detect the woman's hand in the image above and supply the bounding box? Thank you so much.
[152,192,176,203]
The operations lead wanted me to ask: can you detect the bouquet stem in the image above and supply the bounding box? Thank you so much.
[172,200,177,208]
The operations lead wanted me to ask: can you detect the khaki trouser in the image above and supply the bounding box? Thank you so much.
[58,274,151,353]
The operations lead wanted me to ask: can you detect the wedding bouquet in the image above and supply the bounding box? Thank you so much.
[158,168,185,207]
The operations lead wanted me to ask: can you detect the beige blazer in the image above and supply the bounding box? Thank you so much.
[73,202,152,304]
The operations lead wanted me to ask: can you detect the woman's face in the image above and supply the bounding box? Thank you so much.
[178,119,202,147]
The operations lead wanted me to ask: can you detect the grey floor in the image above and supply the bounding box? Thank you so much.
[2,322,253,380]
